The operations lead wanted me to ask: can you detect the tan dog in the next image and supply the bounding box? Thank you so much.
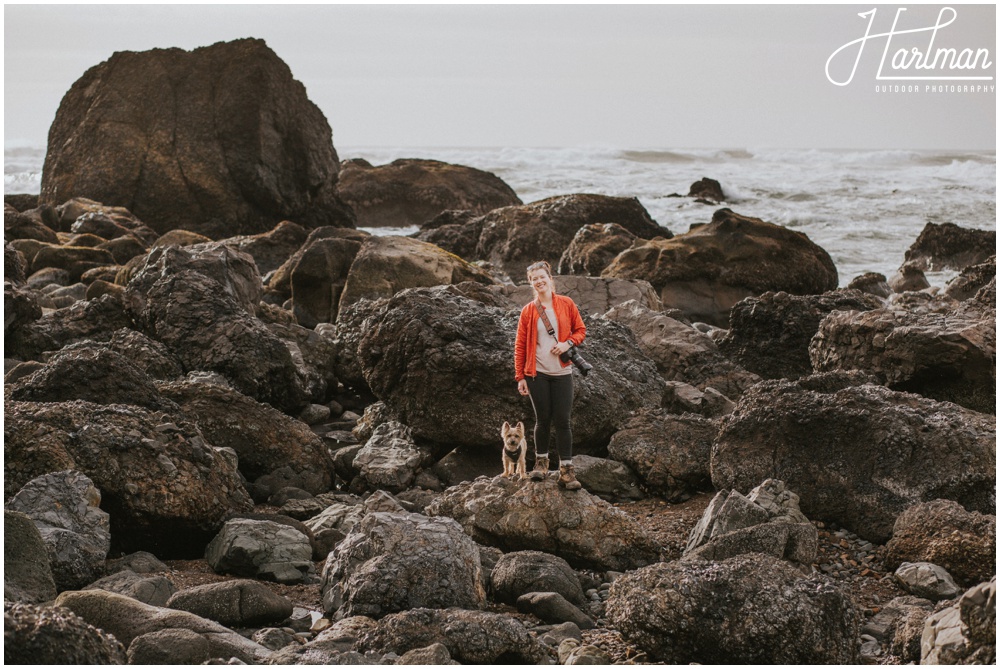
[501,421,528,480]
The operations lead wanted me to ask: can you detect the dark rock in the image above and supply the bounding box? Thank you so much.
[286,235,364,327]
[687,177,725,202]
[151,229,214,248]
[133,267,305,412]
[128,628,212,665]
[810,297,995,413]
[683,480,816,565]
[427,476,660,571]
[661,381,736,417]
[4,281,43,347]
[711,377,996,543]
[885,499,995,586]
[415,209,485,260]
[321,511,485,619]
[558,223,638,276]
[355,607,549,664]
[605,299,760,397]
[158,380,335,493]
[607,410,717,502]
[265,319,341,404]
[56,198,157,242]
[5,470,111,591]
[266,226,369,297]
[105,551,170,575]
[84,569,176,607]
[7,292,130,360]
[889,264,931,292]
[398,642,457,665]
[847,272,891,299]
[30,245,116,282]
[5,400,252,557]
[862,595,934,663]
[606,553,860,664]
[353,421,434,494]
[474,193,668,280]
[5,193,40,212]
[41,38,353,237]
[211,220,310,275]
[3,511,57,604]
[252,627,300,651]
[490,550,586,606]
[516,592,594,629]
[55,589,271,663]
[351,286,665,451]
[10,345,174,411]
[603,209,839,327]
[4,208,59,243]
[903,222,996,271]
[5,242,28,284]
[944,255,996,301]
[166,579,294,626]
[205,518,313,584]
[98,235,147,265]
[431,445,499,487]
[338,234,496,313]
[337,158,521,228]
[717,289,884,380]
[100,328,184,380]
[4,601,127,665]
[571,454,645,502]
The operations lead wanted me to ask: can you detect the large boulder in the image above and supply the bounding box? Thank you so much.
[158,380,335,493]
[5,471,111,591]
[475,194,667,279]
[203,220,310,275]
[427,476,660,571]
[205,518,313,585]
[7,292,131,360]
[337,158,522,228]
[353,421,434,494]
[809,298,996,414]
[4,601,127,665]
[355,607,550,664]
[131,266,305,412]
[285,233,365,327]
[603,208,839,326]
[351,285,665,451]
[718,289,884,380]
[41,38,352,238]
[604,300,759,398]
[682,479,817,565]
[945,255,996,301]
[4,511,58,604]
[338,234,496,314]
[711,375,996,543]
[607,410,717,502]
[902,222,995,271]
[54,589,272,663]
[84,569,176,607]
[10,344,175,411]
[921,578,996,664]
[3,281,43,347]
[489,550,586,607]
[884,499,995,586]
[558,222,639,276]
[605,553,860,664]
[4,400,252,556]
[321,511,486,619]
[166,580,294,627]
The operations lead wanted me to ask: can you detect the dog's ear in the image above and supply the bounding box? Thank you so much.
[502,421,510,432]
[516,421,524,431]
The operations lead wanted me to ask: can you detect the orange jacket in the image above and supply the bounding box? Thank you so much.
[514,294,587,381]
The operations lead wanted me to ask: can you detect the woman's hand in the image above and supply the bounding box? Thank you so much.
[550,341,572,356]
[517,379,529,396]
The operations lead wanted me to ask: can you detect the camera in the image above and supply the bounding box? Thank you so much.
[560,344,593,376]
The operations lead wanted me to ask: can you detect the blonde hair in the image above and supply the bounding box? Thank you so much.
[525,261,552,279]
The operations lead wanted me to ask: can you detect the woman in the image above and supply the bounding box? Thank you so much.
[514,260,587,490]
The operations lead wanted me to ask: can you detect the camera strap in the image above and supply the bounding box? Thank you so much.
[535,300,560,341]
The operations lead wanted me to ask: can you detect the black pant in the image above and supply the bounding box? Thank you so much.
[525,372,574,461]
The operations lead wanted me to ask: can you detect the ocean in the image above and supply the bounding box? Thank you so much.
[6,144,995,287]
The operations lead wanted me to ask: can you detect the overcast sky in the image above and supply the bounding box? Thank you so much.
[4,4,996,150]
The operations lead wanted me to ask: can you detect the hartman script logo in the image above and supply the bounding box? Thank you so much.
[826,7,994,86]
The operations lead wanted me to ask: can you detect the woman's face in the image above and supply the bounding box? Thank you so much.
[528,268,552,294]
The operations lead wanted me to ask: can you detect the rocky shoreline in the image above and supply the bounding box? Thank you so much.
[4,38,996,665]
